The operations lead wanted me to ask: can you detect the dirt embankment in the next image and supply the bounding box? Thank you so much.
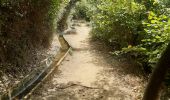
[0,1,61,95]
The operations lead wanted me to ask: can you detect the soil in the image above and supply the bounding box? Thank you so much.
[0,34,61,96]
[30,21,147,100]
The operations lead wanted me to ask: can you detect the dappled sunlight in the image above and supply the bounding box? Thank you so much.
[30,21,146,100]
[1,0,170,99]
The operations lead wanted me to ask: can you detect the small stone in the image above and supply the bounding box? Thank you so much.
[47,88,56,92]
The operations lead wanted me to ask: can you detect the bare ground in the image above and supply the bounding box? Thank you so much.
[30,21,147,100]
[0,34,61,96]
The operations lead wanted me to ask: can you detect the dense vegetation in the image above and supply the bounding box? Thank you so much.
[72,0,90,21]
[1,0,169,76]
[0,0,68,74]
[1,0,170,98]
[72,0,170,93]
[75,0,170,73]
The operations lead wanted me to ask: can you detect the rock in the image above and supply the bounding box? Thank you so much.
[63,29,77,35]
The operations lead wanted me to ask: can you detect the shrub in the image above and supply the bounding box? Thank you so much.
[88,0,170,72]
[88,0,145,48]
[72,0,90,21]
[116,6,170,71]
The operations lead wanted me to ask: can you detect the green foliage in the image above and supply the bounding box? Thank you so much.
[88,0,145,48]
[49,0,62,20]
[88,0,170,72]
[72,0,90,21]
[141,11,170,66]
[117,10,170,69]
[163,0,170,7]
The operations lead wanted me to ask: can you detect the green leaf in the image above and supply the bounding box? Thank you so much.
[155,36,161,39]
[151,20,157,24]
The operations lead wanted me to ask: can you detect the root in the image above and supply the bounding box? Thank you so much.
[56,83,102,90]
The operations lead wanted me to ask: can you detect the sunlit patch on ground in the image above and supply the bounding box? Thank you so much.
[30,21,146,100]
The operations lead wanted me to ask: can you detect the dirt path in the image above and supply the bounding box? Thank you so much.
[30,21,147,100]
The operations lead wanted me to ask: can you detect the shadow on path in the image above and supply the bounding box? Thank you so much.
[30,21,147,100]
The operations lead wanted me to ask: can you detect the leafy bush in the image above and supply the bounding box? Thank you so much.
[141,11,170,66]
[72,0,90,21]
[88,0,170,72]
[88,0,145,48]
[116,3,170,70]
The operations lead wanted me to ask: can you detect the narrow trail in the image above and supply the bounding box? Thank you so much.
[30,21,147,100]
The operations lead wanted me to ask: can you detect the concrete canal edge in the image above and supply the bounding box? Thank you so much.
[1,35,71,100]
